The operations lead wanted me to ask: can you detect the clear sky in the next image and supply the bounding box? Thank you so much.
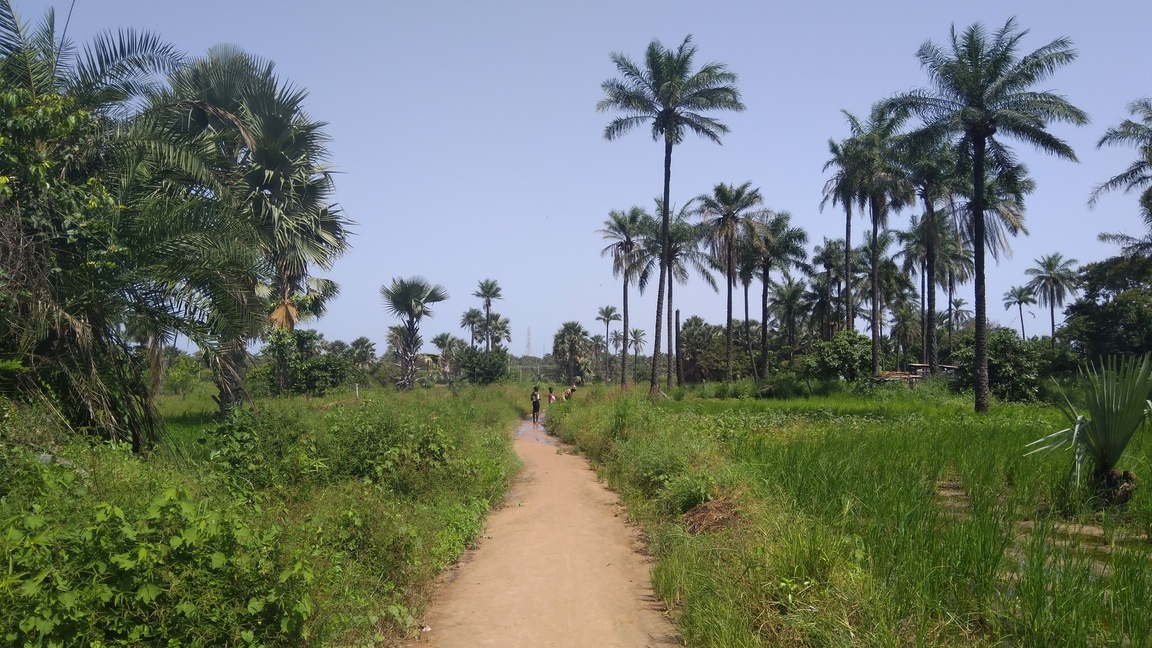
[26,0,1152,355]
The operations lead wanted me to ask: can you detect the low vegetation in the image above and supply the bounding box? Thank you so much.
[1,386,523,646]
[548,384,1152,646]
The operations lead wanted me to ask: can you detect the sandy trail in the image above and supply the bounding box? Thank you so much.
[408,419,680,647]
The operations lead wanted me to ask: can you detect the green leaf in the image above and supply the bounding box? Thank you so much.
[211,552,227,568]
[136,583,162,603]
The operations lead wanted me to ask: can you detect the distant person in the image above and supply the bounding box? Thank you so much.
[531,386,541,425]
[563,385,576,401]
[548,387,556,404]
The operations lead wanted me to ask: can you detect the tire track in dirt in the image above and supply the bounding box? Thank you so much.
[408,419,680,647]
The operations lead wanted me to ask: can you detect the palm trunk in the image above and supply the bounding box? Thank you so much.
[744,281,757,380]
[675,309,683,387]
[760,261,771,377]
[650,138,672,395]
[621,267,629,389]
[920,262,927,365]
[973,135,990,413]
[1050,302,1056,349]
[925,204,939,374]
[604,322,611,384]
[1020,304,1026,339]
[870,197,880,376]
[725,241,734,383]
[666,269,674,390]
[844,207,853,331]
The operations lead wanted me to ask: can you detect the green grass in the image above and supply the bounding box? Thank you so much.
[2,385,524,646]
[548,387,1152,646]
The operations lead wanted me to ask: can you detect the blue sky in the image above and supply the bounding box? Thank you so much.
[27,0,1152,355]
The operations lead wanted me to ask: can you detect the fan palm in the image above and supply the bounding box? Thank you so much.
[599,35,744,394]
[1003,285,1036,339]
[553,321,590,385]
[380,277,448,390]
[885,17,1089,411]
[473,279,503,351]
[599,206,652,388]
[460,308,485,349]
[1025,253,1079,347]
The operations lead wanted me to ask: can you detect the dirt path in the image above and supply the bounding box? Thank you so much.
[408,419,680,647]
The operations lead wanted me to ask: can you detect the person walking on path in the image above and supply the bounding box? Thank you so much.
[530,386,542,425]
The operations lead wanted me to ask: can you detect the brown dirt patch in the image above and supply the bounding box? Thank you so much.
[681,497,738,535]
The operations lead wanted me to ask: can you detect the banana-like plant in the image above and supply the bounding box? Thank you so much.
[1027,354,1152,488]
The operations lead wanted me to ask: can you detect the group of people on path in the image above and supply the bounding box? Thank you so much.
[530,384,575,426]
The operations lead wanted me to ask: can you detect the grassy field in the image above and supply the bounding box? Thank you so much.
[1,384,526,646]
[547,382,1152,646]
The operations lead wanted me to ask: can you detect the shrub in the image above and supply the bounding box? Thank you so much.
[951,327,1041,402]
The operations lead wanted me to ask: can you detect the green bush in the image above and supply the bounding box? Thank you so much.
[951,326,1042,402]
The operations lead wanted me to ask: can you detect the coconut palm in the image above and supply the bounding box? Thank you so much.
[1025,253,1079,347]
[1003,285,1036,339]
[596,305,622,383]
[885,17,1089,411]
[697,182,766,382]
[600,206,652,388]
[599,35,744,394]
[380,277,449,390]
[473,279,503,351]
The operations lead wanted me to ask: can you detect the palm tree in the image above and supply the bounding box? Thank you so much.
[599,35,744,395]
[431,332,466,382]
[1091,98,1152,217]
[697,182,765,382]
[348,336,377,370]
[638,199,717,389]
[1025,253,1079,347]
[1093,98,1152,253]
[1003,285,1036,339]
[460,308,485,348]
[553,321,590,385]
[380,277,449,390]
[596,305,622,383]
[483,313,512,351]
[473,279,503,351]
[822,138,860,334]
[885,17,1088,411]
[600,206,651,388]
[769,278,808,363]
[629,328,647,382]
[834,105,915,375]
[749,210,809,376]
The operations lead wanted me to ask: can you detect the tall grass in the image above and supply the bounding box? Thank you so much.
[1,386,522,646]
[548,388,1152,646]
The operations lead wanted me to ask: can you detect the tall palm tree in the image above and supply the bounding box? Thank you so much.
[629,328,647,382]
[1093,98,1152,253]
[885,17,1088,411]
[380,277,449,390]
[600,206,652,388]
[811,238,847,339]
[639,199,717,389]
[1025,253,1079,347]
[473,279,503,351]
[835,104,915,375]
[749,210,809,376]
[1091,98,1152,217]
[1003,285,1036,339]
[822,138,858,334]
[460,308,485,349]
[768,277,808,363]
[697,182,765,382]
[897,136,964,373]
[596,305,622,383]
[599,35,744,395]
